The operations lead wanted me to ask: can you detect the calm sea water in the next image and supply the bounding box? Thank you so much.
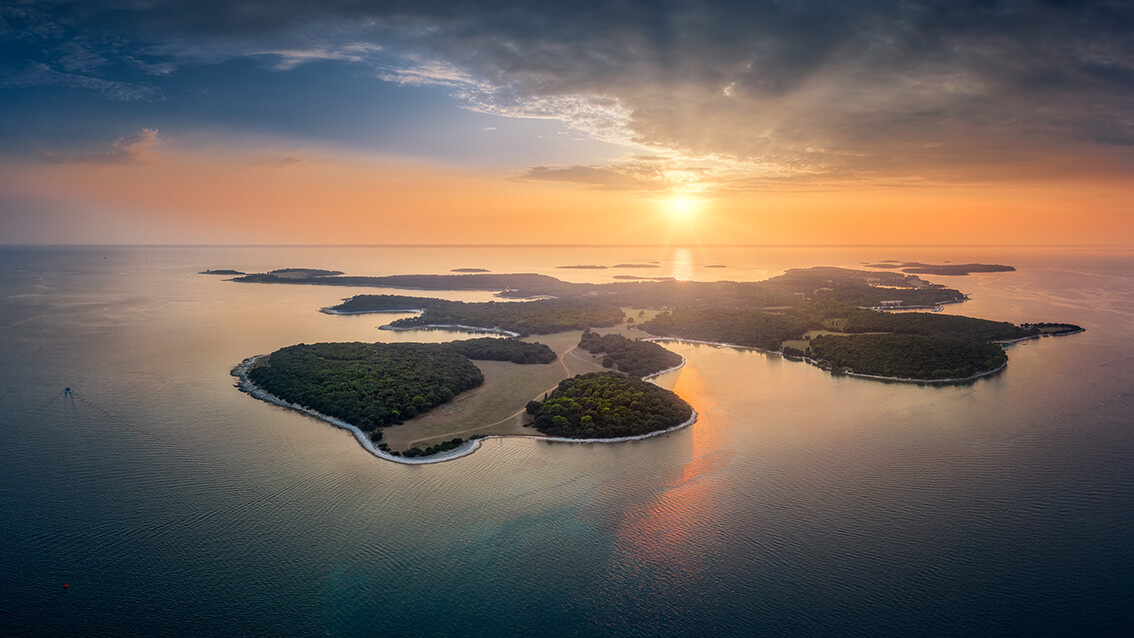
[1,245,1131,637]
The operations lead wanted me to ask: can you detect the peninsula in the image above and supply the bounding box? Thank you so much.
[230,265,1081,462]
[239,265,1079,383]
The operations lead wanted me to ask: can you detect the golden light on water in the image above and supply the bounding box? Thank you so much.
[608,362,728,577]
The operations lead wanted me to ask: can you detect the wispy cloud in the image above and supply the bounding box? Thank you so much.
[41,129,162,165]
[259,42,383,71]
[1,63,161,101]
[251,153,307,167]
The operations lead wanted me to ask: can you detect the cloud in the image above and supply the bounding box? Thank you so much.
[251,153,307,167]
[258,42,383,71]
[56,40,109,73]
[41,128,161,165]
[520,156,720,192]
[1,62,161,101]
[7,1,1134,187]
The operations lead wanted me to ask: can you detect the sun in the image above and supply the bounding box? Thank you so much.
[669,196,697,221]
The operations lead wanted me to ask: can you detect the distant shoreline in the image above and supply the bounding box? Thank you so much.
[379,323,522,337]
[321,307,426,315]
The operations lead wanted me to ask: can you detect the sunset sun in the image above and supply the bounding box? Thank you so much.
[668,196,697,221]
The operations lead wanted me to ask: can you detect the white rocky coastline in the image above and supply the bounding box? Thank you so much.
[641,334,1010,384]
[233,346,696,466]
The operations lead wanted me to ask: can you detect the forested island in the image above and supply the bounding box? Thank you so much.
[578,330,684,378]
[247,342,485,439]
[864,262,1016,276]
[527,372,693,439]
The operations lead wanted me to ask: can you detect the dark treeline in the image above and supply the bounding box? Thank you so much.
[578,331,682,377]
[810,334,1008,380]
[448,337,557,364]
[641,308,809,351]
[1024,322,1084,335]
[240,266,967,309]
[248,342,484,436]
[401,437,466,458]
[841,310,1037,342]
[389,299,624,336]
[529,372,692,439]
[235,271,578,295]
[327,294,450,313]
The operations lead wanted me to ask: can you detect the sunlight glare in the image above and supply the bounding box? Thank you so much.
[669,196,697,221]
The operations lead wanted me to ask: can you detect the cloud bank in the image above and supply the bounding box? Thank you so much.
[5,0,1134,191]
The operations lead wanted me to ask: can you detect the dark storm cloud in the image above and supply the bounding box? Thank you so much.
[4,0,1133,186]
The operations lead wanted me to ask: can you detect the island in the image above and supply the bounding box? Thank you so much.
[864,262,1017,276]
[228,264,1082,463]
[527,372,693,439]
[451,267,490,273]
[199,269,245,275]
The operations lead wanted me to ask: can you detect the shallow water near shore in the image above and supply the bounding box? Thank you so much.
[1,245,1131,636]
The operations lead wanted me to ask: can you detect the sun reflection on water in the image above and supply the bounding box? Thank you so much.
[671,248,694,281]
[607,363,732,577]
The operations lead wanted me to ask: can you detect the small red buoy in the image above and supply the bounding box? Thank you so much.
[63,582,68,589]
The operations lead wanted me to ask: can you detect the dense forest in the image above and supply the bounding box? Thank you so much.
[640,308,809,351]
[578,331,682,377]
[248,342,484,436]
[448,337,557,364]
[388,299,624,336]
[529,372,693,439]
[1023,322,1084,335]
[840,310,1038,342]
[809,334,1008,380]
[325,294,449,313]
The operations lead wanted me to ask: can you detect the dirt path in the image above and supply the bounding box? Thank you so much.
[404,344,606,447]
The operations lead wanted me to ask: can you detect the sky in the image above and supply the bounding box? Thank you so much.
[1,0,1132,246]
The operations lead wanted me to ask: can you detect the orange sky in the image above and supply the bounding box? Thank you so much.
[3,148,1130,246]
[3,2,1132,247]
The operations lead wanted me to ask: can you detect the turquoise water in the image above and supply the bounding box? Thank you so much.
[1,246,1131,636]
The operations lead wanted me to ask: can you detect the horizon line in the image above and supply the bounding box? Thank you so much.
[3,243,1133,249]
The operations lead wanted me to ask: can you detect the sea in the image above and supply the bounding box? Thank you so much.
[1,245,1131,637]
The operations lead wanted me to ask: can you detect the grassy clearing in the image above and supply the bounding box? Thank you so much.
[380,330,608,451]
[622,307,663,326]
